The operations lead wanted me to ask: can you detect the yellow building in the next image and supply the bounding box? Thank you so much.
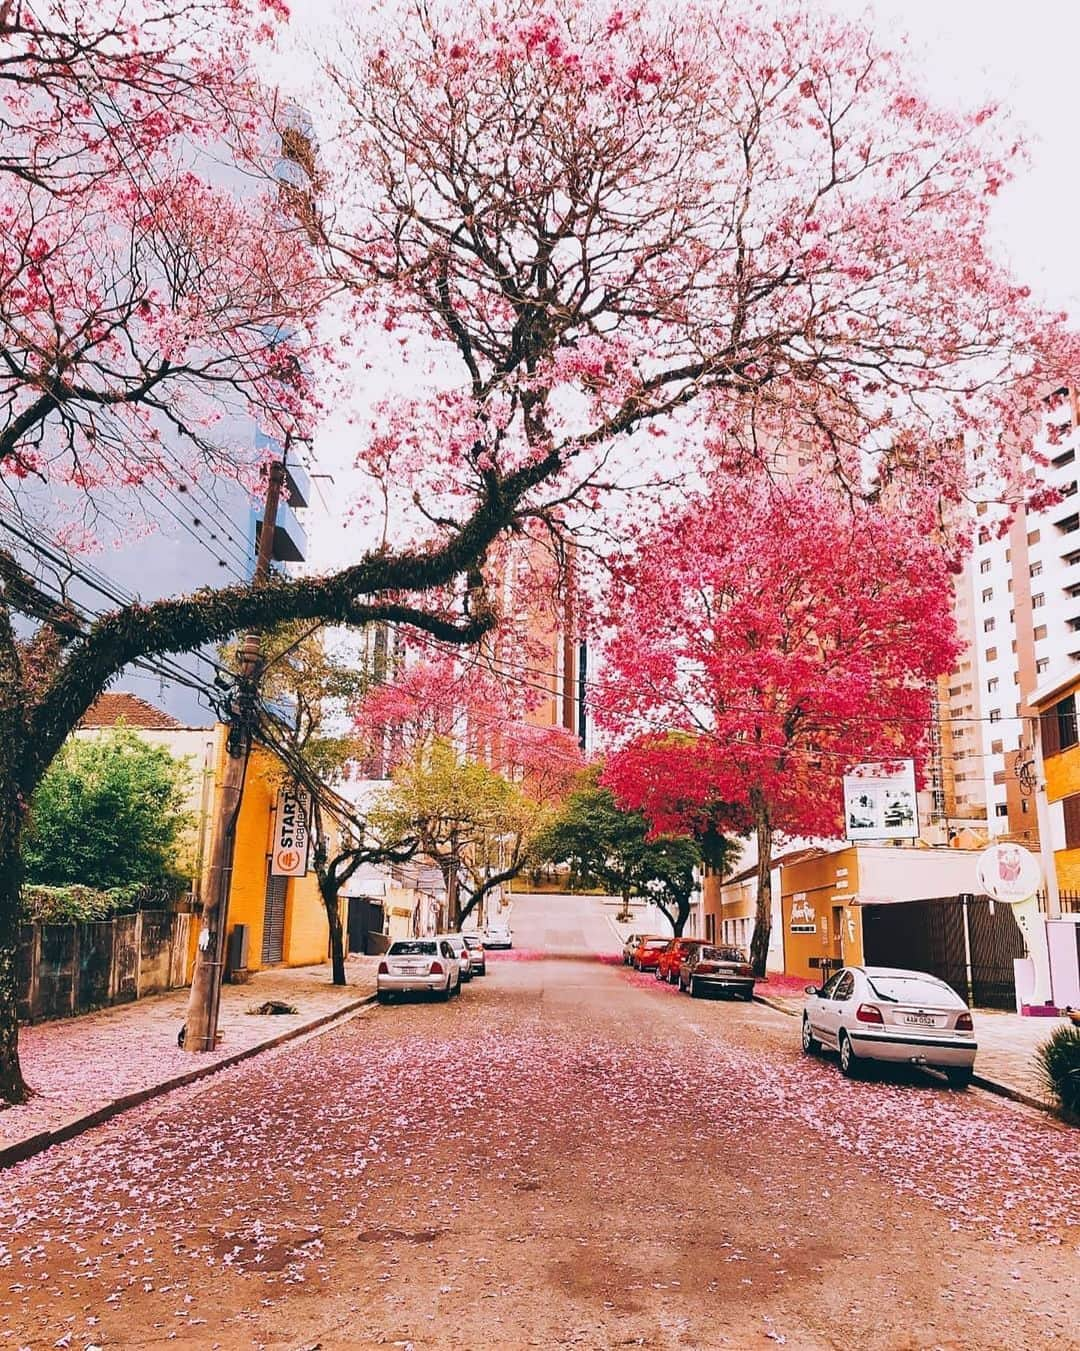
[1030,670,1080,890]
[79,694,341,975]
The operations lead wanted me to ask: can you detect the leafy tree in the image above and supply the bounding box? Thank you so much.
[368,739,560,930]
[23,728,192,894]
[595,477,960,974]
[536,772,737,937]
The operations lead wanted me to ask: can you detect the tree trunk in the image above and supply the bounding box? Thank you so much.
[0,791,29,1104]
[617,886,632,922]
[325,888,347,986]
[672,900,689,937]
[749,801,773,978]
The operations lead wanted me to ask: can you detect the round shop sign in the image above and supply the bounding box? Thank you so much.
[975,843,1041,904]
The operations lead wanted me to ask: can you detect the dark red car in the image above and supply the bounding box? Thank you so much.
[655,937,707,983]
[631,936,670,971]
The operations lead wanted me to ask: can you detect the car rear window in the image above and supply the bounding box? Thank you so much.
[701,946,747,962]
[463,935,481,947]
[645,938,668,948]
[388,941,436,956]
[867,974,964,1007]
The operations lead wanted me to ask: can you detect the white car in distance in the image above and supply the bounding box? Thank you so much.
[377,939,461,1003]
[801,965,977,1088]
[482,919,512,950]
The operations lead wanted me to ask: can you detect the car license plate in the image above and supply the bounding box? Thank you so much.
[904,1014,936,1027]
[402,964,423,974]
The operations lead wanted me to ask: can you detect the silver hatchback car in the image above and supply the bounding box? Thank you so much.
[437,933,474,980]
[802,965,977,1087]
[377,939,461,1002]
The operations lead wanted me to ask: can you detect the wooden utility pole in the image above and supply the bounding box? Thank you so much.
[183,456,287,1052]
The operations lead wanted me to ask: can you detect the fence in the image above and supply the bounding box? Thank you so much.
[16,909,193,1024]
[1037,890,1080,915]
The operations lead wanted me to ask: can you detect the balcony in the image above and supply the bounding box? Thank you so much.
[253,497,307,566]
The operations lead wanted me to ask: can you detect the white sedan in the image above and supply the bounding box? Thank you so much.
[801,965,977,1088]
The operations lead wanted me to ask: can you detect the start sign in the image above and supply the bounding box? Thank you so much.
[271,784,311,877]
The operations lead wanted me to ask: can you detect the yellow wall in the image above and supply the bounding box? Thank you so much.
[1037,688,1080,895]
[206,734,333,972]
[779,847,865,982]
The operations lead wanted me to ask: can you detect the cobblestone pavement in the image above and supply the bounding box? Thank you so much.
[0,894,1075,1351]
[1,957,378,1153]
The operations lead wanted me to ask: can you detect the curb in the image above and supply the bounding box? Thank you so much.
[751,992,1056,1116]
[1,992,377,1170]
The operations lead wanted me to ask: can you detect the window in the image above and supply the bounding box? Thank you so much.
[1037,657,1050,675]
[976,501,988,516]
[1057,513,1080,535]
[1021,799,1031,814]
[1028,529,1042,546]
[1014,670,1021,684]
[983,617,995,633]
[980,559,992,575]
[1041,693,1078,757]
[995,803,1009,817]
[1034,624,1048,641]
[1009,609,1015,623]
[1064,794,1080,848]
[1052,448,1076,469]
[982,587,993,603]
[1030,561,1044,578]
[985,647,998,662]
[987,677,999,693]
[1033,592,1046,609]
[978,527,991,545]
[990,708,1002,723]
[833,972,855,1002]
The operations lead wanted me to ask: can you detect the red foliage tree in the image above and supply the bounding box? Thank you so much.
[595,478,961,974]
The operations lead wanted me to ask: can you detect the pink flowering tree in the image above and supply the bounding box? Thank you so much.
[0,0,1074,1097]
[595,478,961,975]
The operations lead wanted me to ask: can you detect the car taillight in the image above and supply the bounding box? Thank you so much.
[430,960,444,975]
[955,1011,973,1031]
[696,962,716,973]
[737,964,754,977]
[856,1003,884,1024]
[377,960,389,975]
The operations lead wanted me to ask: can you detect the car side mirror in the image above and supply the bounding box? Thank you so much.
[805,985,820,997]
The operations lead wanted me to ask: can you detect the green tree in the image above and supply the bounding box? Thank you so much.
[368,739,554,930]
[537,771,739,937]
[23,726,192,893]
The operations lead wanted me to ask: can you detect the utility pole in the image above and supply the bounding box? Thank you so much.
[184,455,287,1052]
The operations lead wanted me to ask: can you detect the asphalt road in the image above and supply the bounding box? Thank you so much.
[1,892,1077,1350]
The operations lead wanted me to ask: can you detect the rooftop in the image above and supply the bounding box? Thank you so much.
[79,692,183,730]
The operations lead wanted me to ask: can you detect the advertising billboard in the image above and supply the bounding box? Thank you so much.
[842,760,919,842]
[271,783,312,877]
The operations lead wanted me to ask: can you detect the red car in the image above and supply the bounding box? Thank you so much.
[631,936,670,971]
[655,937,707,983]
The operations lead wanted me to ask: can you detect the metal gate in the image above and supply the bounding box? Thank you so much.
[861,895,1026,1010]
[261,872,287,965]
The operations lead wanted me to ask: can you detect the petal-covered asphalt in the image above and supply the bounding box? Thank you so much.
[0,893,1077,1350]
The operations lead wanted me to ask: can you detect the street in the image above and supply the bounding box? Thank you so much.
[1,893,1077,1350]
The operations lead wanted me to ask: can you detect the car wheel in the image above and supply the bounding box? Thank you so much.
[377,991,390,1005]
[452,975,462,997]
[801,1016,820,1055]
[689,978,700,998]
[946,1067,973,1090]
[741,989,754,1003]
[839,1032,860,1078]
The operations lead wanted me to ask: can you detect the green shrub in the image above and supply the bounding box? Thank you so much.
[1035,1025,1080,1121]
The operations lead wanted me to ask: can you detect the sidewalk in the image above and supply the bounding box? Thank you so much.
[1,956,378,1165]
[753,982,1068,1109]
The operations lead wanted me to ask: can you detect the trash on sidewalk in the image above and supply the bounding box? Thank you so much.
[248,1000,299,1016]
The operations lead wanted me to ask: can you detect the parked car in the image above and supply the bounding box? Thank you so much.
[801,965,977,1087]
[439,932,474,979]
[677,945,755,999]
[462,933,487,975]
[656,937,707,983]
[622,933,651,965]
[631,936,670,971]
[482,920,513,949]
[377,939,461,1003]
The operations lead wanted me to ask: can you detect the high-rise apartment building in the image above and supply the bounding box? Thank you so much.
[941,388,1080,847]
